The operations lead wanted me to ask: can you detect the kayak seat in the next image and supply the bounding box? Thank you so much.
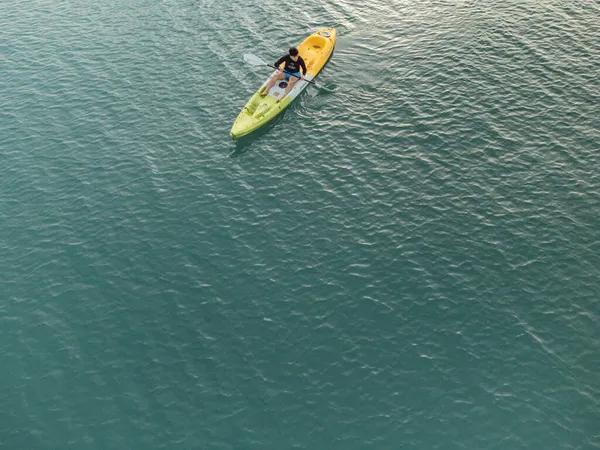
[299,34,330,74]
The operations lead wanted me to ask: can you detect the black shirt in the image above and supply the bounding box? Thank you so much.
[275,55,307,75]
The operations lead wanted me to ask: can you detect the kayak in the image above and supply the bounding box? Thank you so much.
[230,28,336,139]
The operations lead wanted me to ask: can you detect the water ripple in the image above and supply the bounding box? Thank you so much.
[2,0,599,448]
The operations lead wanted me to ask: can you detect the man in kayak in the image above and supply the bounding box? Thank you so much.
[260,47,307,102]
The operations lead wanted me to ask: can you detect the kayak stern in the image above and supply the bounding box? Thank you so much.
[230,88,292,138]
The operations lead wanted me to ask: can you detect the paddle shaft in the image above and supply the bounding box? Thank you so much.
[266,65,316,85]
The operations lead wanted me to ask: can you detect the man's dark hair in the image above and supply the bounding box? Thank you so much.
[289,47,299,56]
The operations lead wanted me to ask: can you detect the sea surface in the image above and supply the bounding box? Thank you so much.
[2,0,599,448]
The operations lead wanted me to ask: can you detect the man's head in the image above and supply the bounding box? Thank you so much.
[289,47,299,61]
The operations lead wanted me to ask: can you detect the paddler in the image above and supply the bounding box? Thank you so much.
[260,47,307,102]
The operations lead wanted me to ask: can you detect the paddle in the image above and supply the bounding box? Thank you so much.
[244,53,316,85]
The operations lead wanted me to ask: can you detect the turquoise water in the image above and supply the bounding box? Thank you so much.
[2,0,599,448]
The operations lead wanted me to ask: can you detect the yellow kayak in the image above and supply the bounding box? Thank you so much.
[230,28,336,138]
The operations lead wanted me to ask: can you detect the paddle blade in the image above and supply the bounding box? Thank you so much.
[243,53,267,66]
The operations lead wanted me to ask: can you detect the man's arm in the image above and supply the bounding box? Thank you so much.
[274,56,286,68]
[299,57,307,76]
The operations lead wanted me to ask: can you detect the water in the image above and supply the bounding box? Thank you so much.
[2,0,599,448]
